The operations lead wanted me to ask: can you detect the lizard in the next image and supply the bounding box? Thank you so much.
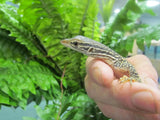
[60,35,142,83]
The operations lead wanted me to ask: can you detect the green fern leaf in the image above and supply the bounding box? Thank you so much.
[0,3,62,75]
[67,0,91,35]
[0,4,41,56]
[0,58,60,108]
[82,0,100,40]
[0,28,30,60]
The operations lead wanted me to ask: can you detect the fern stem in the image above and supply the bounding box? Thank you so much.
[32,34,62,75]
[56,65,66,120]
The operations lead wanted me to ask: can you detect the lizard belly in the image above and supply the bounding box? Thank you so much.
[101,58,130,79]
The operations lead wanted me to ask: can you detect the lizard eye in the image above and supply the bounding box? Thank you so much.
[72,41,78,46]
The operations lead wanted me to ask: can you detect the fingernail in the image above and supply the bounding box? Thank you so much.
[92,66,101,83]
[132,91,156,113]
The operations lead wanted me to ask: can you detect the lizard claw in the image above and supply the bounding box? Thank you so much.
[119,75,136,85]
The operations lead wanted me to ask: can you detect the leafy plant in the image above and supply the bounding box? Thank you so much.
[100,0,115,24]
[23,91,108,120]
[101,0,159,56]
[0,0,159,119]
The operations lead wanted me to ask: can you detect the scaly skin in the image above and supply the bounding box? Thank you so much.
[61,35,141,83]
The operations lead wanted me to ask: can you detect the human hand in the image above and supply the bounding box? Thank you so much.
[85,55,160,120]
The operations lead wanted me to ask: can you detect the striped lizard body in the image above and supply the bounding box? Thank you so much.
[61,35,141,83]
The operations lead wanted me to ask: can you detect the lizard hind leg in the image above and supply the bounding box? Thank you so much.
[113,59,140,84]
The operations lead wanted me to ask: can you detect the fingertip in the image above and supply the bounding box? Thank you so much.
[131,90,156,113]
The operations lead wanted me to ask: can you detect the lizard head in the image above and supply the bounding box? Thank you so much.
[61,35,92,54]
[61,35,112,58]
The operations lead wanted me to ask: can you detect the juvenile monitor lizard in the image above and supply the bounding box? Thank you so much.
[61,35,141,83]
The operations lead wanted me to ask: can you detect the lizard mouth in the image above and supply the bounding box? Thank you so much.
[60,39,69,44]
[60,39,71,48]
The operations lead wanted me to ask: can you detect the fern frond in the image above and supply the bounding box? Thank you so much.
[0,3,62,75]
[0,28,30,59]
[0,4,41,55]
[0,58,60,108]
[82,0,100,40]
[18,0,67,60]
[100,0,115,24]
[67,0,90,35]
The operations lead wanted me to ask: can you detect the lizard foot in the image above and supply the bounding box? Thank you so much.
[119,75,136,84]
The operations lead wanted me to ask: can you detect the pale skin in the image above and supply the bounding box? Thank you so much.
[85,55,160,120]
